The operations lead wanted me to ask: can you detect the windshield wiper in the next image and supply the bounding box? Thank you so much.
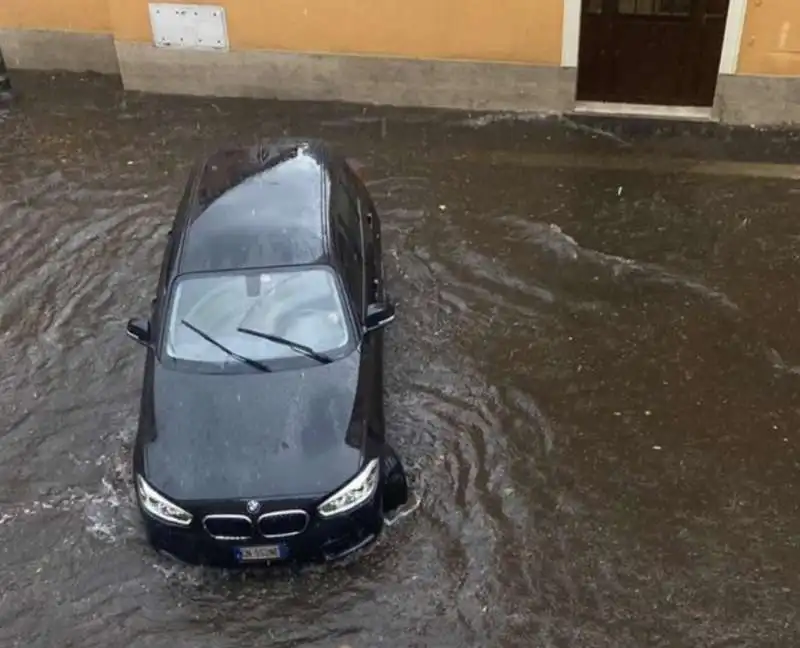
[236,327,333,364]
[181,319,271,372]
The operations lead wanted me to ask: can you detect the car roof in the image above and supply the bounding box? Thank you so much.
[175,138,337,275]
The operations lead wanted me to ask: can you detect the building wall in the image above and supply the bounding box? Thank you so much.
[2,0,800,125]
[107,0,574,113]
[0,0,572,112]
[0,0,565,67]
[109,0,564,65]
[0,0,111,33]
[738,0,800,75]
[0,0,117,73]
[714,0,800,125]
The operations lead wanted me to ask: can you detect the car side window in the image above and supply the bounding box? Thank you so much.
[330,180,364,316]
[342,164,376,230]
[343,170,379,302]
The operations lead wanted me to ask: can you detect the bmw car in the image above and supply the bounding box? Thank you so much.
[125,138,409,566]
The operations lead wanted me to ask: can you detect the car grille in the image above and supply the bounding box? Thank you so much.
[257,510,310,538]
[203,515,254,540]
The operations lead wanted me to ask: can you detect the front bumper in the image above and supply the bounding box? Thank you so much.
[140,495,384,568]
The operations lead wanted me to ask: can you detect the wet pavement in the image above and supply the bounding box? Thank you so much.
[2,72,800,647]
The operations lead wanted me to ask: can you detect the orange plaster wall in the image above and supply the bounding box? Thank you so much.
[108,0,564,65]
[739,0,800,75]
[0,0,112,33]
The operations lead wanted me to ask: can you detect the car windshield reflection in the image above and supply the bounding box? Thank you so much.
[165,266,351,367]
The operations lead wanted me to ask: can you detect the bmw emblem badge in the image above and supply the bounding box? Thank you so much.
[246,500,261,515]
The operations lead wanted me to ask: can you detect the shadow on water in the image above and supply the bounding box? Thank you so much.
[1,72,800,647]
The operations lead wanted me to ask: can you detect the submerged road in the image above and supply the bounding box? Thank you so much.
[1,72,799,647]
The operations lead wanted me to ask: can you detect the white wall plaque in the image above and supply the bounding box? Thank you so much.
[148,3,229,51]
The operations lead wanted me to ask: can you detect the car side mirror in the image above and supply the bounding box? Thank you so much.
[364,302,396,334]
[126,317,151,346]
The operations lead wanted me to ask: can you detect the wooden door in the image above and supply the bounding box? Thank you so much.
[576,0,730,107]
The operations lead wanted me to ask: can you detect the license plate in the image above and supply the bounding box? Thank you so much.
[234,544,287,563]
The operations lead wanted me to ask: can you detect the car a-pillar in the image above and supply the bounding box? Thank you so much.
[0,47,13,106]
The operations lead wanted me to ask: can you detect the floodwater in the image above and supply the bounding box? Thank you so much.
[2,73,800,648]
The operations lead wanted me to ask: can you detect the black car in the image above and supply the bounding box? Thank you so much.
[125,138,410,567]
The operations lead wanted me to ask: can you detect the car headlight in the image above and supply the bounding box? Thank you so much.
[136,475,192,527]
[318,458,380,518]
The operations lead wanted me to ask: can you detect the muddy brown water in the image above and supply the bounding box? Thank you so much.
[1,73,800,647]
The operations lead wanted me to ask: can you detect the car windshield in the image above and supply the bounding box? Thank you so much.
[164,267,351,367]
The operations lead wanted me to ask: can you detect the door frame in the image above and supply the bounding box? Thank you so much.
[560,0,748,114]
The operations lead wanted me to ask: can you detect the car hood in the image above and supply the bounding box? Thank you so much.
[141,353,365,502]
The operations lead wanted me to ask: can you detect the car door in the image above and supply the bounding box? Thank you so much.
[342,162,383,303]
[341,163,388,410]
[341,166,389,434]
[330,171,384,437]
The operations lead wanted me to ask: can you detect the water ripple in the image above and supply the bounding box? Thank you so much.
[1,73,799,648]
